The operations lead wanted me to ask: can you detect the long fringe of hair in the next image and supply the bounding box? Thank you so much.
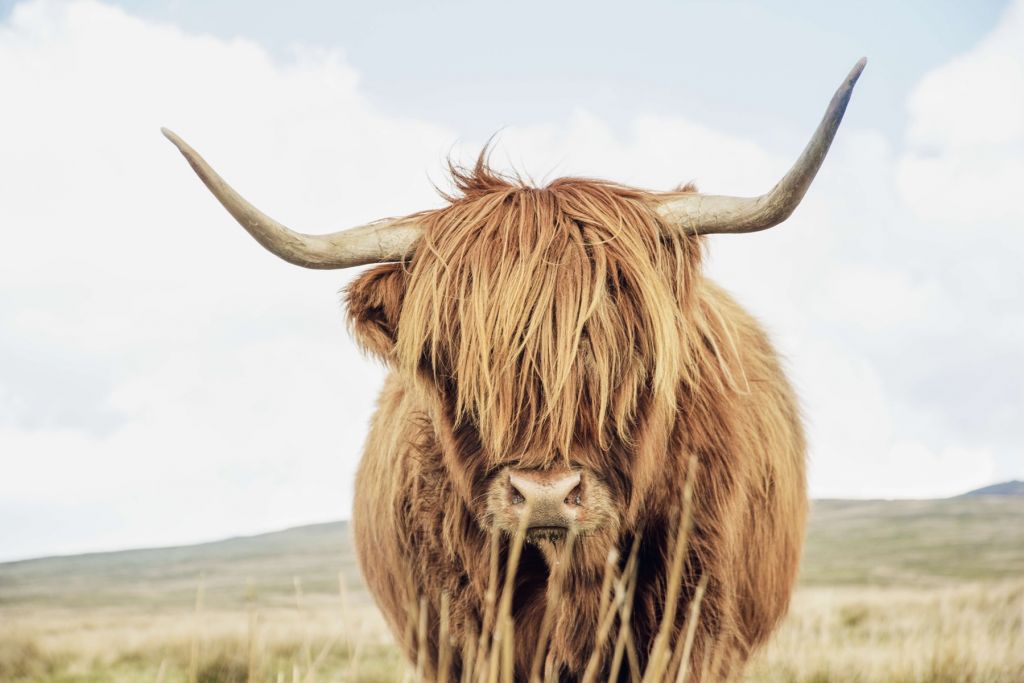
[394,152,746,462]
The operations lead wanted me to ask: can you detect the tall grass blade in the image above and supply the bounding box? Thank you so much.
[673,573,708,683]
[642,455,697,683]
[528,530,578,682]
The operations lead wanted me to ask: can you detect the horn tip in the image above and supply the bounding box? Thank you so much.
[849,57,868,85]
[161,127,185,148]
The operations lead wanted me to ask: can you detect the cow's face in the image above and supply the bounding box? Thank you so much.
[346,169,706,556]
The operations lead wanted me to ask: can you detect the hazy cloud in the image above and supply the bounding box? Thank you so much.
[0,0,1021,559]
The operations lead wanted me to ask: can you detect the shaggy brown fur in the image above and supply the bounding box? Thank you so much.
[347,155,806,681]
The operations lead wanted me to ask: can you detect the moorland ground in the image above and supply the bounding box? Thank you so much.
[1,497,1022,682]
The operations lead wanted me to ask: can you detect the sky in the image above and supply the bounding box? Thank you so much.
[0,0,1021,561]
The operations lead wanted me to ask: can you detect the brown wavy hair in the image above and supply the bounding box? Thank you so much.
[346,153,806,680]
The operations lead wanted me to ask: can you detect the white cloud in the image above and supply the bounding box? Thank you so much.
[905,3,1024,150]
[898,0,1024,226]
[797,338,997,499]
[1,0,1023,559]
[0,0,448,559]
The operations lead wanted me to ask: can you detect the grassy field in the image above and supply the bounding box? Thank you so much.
[1,497,1022,682]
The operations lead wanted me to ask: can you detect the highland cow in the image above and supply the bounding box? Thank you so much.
[164,59,865,681]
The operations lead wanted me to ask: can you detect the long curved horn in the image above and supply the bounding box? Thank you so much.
[655,58,866,235]
[161,128,422,269]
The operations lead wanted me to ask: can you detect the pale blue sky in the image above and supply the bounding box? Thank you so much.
[2,0,1006,142]
[1,0,1021,560]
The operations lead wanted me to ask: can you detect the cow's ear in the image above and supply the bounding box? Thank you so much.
[344,263,409,361]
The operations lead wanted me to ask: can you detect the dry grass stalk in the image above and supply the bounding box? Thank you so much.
[461,623,477,683]
[528,530,579,682]
[472,530,502,677]
[480,509,530,683]
[608,536,642,683]
[580,568,628,683]
[294,572,312,676]
[301,635,340,683]
[403,569,421,669]
[438,592,452,683]
[484,621,501,683]
[500,614,515,683]
[673,573,709,683]
[594,548,621,638]
[246,608,260,683]
[3,577,1022,682]
[485,524,528,683]
[542,652,558,683]
[155,658,168,683]
[642,456,698,683]
[345,638,365,681]
[496,518,530,633]
[416,596,429,681]
[187,574,205,683]
[626,631,643,682]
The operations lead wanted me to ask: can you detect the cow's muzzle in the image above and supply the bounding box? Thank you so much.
[487,467,594,544]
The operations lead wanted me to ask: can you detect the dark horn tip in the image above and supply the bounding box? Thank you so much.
[848,58,868,85]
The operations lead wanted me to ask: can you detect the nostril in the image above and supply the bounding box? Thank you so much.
[565,484,583,507]
[510,485,526,506]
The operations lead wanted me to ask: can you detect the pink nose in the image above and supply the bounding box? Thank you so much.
[507,469,583,531]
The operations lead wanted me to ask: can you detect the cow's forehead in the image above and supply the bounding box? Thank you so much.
[395,174,705,460]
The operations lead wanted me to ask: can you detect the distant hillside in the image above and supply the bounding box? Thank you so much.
[1,498,1022,610]
[0,521,361,610]
[800,497,1024,585]
[959,480,1024,497]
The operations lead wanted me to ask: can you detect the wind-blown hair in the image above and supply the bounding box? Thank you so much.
[345,153,806,680]
[394,154,744,466]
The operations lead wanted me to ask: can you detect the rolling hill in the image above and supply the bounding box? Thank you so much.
[960,479,1024,497]
[2,496,1021,610]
